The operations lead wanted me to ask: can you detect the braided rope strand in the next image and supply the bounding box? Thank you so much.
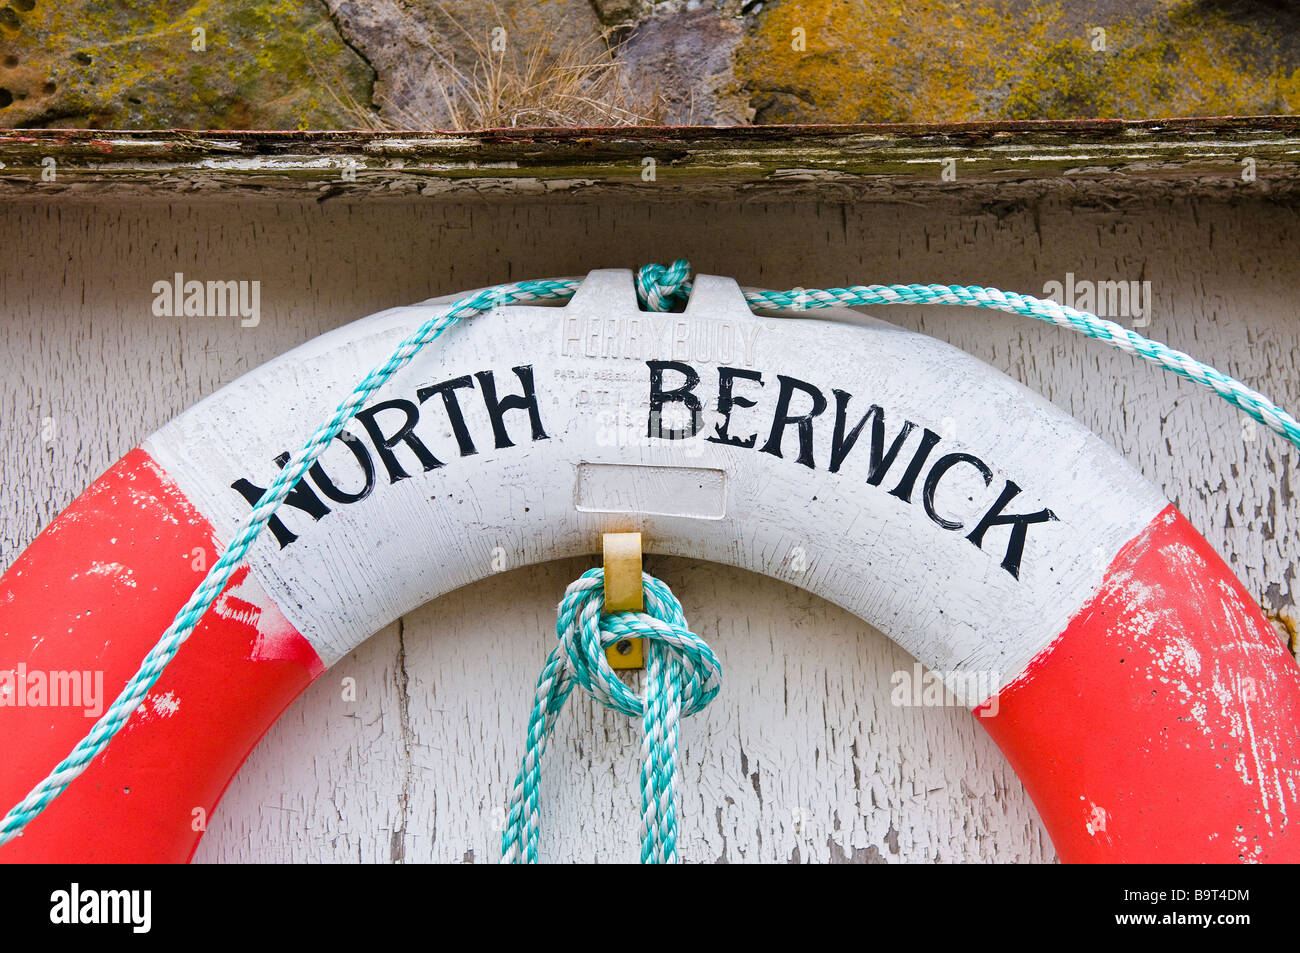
[635,259,693,313]
[743,283,1300,450]
[500,569,721,864]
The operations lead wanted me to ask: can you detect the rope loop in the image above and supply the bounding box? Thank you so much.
[635,259,694,312]
[500,568,720,864]
[556,569,721,718]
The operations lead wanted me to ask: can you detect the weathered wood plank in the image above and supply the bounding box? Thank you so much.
[2,120,1300,203]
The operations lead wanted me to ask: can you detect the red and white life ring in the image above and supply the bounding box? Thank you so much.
[2,270,1298,863]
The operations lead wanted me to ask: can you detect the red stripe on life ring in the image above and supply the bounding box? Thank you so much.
[0,448,324,863]
[982,504,1300,862]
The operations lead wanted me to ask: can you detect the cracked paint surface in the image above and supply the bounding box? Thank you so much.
[985,505,1300,862]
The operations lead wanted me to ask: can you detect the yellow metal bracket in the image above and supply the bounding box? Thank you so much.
[603,531,644,670]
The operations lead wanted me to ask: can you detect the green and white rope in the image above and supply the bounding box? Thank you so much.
[640,261,1300,450]
[740,283,1300,449]
[3,257,1297,854]
[499,569,721,864]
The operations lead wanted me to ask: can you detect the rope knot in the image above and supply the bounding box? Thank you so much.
[557,568,720,719]
[635,259,693,313]
[502,566,720,863]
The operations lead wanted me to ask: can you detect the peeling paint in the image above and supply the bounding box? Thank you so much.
[2,120,1300,202]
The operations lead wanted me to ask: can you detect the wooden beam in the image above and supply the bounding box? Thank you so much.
[2,118,1299,202]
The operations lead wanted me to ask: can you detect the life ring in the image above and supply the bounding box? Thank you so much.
[2,269,1298,864]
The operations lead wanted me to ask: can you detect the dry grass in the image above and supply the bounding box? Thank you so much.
[320,5,663,130]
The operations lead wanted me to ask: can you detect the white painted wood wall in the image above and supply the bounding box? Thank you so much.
[1,194,1296,863]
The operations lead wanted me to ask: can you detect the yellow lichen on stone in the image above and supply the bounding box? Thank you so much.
[737,0,1300,122]
[736,0,1059,123]
[1004,5,1298,118]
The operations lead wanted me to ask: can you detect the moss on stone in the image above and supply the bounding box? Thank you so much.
[0,0,373,128]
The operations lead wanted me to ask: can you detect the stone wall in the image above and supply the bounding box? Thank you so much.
[2,0,1299,128]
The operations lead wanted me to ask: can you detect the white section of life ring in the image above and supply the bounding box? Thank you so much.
[143,270,1167,699]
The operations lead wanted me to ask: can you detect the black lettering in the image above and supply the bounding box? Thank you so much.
[966,480,1059,580]
[760,375,826,468]
[418,375,478,456]
[475,366,549,449]
[707,366,763,448]
[922,452,993,530]
[231,451,331,548]
[889,429,942,503]
[646,360,702,439]
[308,430,376,505]
[354,398,443,483]
[830,391,917,486]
